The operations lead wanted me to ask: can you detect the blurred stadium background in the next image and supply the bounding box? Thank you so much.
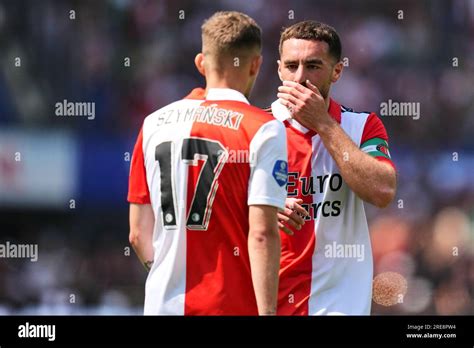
[0,0,473,315]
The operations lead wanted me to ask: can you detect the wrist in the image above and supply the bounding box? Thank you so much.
[316,112,337,135]
[260,309,277,316]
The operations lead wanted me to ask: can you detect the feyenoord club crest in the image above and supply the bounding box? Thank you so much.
[376,143,390,156]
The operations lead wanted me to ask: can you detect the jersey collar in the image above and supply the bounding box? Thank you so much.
[184,88,206,100]
[328,98,342,123]
[184,87,250,105]
[206,88,250,104]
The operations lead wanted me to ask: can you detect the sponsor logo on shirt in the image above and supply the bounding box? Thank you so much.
[287,172,343,219]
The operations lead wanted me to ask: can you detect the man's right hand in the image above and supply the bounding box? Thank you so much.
[278,198,309,235]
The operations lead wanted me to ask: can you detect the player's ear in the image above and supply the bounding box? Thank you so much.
[331,60,343,83]
[277,60,283,81]
[249,54,263,77]
[194,53,206,76]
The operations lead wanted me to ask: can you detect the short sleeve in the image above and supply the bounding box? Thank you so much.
[248,119,288,210]
[128,126,151,204]
[360,113,395,169]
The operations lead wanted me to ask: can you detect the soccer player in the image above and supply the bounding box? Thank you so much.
[268,21,397,315]
[127,11,288,315]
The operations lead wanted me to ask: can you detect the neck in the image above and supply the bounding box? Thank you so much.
[324,96,330,110]
[324,85,332,109]
[205,72,248,97]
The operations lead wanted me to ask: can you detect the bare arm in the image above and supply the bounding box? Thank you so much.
[248,205,281,315]
[129,203,155,271]
[316,118,396,207]
[278,80,396,208]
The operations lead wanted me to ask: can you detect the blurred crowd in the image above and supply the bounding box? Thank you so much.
[0,0,473,314]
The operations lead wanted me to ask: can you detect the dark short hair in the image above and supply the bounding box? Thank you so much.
[279,20,341,62]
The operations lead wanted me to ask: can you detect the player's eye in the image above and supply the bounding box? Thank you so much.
[286,64,298,70]
[307,65,320,70]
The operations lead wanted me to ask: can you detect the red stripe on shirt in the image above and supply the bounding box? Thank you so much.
[184,100,277,315]
[277,125,315,315]
[127,127,151,204]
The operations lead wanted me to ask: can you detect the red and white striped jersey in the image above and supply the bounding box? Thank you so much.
[128,88,288,315]
[269,98,394,315]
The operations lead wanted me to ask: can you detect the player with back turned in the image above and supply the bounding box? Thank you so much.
[127,11,288,315]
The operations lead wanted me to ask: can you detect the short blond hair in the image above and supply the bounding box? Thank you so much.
[201,11,261,59]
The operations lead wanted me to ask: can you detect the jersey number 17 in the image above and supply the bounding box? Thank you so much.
[155,138,227,231]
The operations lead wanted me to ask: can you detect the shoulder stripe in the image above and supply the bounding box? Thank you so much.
[360,137,388,148]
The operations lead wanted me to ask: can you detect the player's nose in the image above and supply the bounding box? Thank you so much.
[293,66,306,85]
